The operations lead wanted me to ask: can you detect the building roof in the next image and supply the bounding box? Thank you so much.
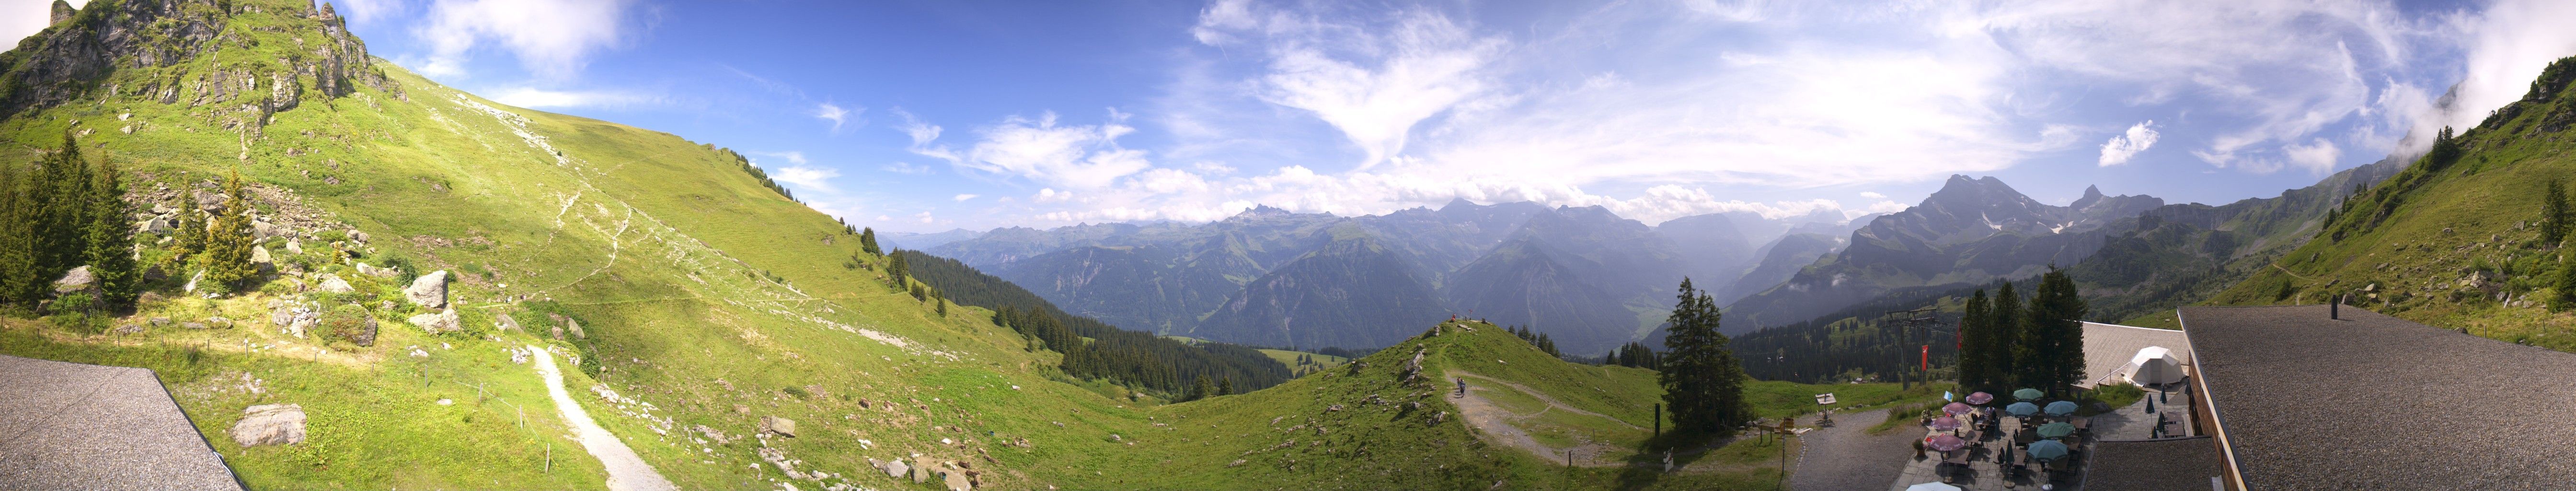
[2084,436,2221,491]
[2078,321,2192,387]
[0,354,244,491]
[2179,305,2576,490]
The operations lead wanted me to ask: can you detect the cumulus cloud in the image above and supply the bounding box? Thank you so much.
[1859,191,1886,199]
[2423,0,2576,152]
[414,0,636,79]
[2097,121,2161,166]
[748,151,808,165]
[2282,139,2342,175]
[902,109,1155,189]
[770,166,840,190]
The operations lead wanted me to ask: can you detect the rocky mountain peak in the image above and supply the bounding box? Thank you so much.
[2071,185,2106,209]
[1439,198,1478,211]
[51,0,75,25]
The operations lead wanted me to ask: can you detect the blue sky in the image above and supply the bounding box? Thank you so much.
[13,0,2576,233]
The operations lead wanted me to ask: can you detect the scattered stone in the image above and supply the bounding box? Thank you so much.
[404,270,449,308]
[565,318,586,339]
[343,311,377,347]
[182,322,208,329]
[112,324,142,335]
[510,347,530,364]
[436,398,453,406]
[884,459,909,478]
[496,314,522,332]
[941,467,971,491]
[1228,459,1247,468]
[355,262,399,278]
[285,241,304,255]
[250,246,274,273]
[230,404,307,447]
[1433,411,1449,424]
[51,266,97,294]
[407,308,460,333]
[551,326,564,340]
[760,416,798,437]
[317,274,355,293]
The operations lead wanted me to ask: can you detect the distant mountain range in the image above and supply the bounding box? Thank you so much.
[924,199,1873,354]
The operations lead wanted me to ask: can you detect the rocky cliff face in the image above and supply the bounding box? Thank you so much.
[0,0,398,129]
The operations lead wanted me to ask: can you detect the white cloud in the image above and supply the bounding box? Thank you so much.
[748,151,807,165]
[770,165,840,190]
[875,215,893,222]
[2097,120,2161,166]
[903,110,1155,189]
[914,211,937,224]
[482,86,661,109]
[1192,1,1506,169]
[1859,191,1886,199]
[414,0,635,79]
[2282,138,2342,175]
[881,162,934,175]
[2426,0,2576,152]
[953,194,980,202]
[814,102,857,132]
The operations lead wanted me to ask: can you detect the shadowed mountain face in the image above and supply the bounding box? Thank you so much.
[1724,176,2165,332]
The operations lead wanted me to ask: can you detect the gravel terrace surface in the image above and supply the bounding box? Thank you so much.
[529,346,676,491]
[1789,409,1915,491]
[0,354,244,491]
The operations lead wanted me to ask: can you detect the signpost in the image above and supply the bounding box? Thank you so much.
[1816,393,1838,426]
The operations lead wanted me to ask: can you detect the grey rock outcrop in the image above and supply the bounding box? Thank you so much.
[355,262,399,278]
[51,265,96,294]
[317,274,354,293]
[565,318,586,339]
[496,313,521,332]
[760,416,797,437]
[249,246,274,273]
[883,459,909,478]
[230,404,306,447]
[404,270,448,308]
[407,308,460,333]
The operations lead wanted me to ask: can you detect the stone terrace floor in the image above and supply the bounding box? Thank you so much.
[1882,386,2193,491]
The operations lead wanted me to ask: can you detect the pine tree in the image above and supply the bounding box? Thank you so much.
[197,170,258,292]
[1190,375,1215,401]
[2024,268,2089,396]
[1955,290,1998,393]
[83,158,137,310]
[30,132,94,292]
[1219,376,1236,396]
[2547,178,2569,247]
[1660,277,1750,438]
[164,190,206,271]
[860,227,881,256]
[2555,255,2576,312]
[1992,281,2032,391]
[0,159,36,311]
[936,295,949,316]
[886,250,909,288]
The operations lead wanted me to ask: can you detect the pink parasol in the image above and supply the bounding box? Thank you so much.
[1931,416,1962,431]
[1927,434,1968,452]
[1966,392,1995,405]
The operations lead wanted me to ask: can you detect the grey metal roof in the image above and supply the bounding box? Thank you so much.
[2179,305,2576,491]
[2084,436,2221,491]
[2079,321,2193,387]
[0,354,244,491]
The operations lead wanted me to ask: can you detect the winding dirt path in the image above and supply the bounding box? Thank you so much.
[530,345,676,491]
[1444,371,1642,467]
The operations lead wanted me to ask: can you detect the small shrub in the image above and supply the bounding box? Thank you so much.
[782,386,810,399]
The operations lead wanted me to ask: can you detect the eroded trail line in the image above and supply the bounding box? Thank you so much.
[530,346,676,491]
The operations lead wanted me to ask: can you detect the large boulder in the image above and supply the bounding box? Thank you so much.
[760,416,797,437]
[496,314,522,332]
[317,274,355,293]
[565,318,586,339]
[404,270,448,308]
[940,467,971,491]
[883,459,909,479]
[355,262,399,278]
[250,246,275,273]
[51,266,96,294]
[407,308,460,333]
[230,404,307,447]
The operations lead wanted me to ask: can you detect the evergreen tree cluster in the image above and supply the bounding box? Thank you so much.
[1659,278,1750,438]
[719,149,794,201]
[1607,341,1660,369]
[1729,283,1973,383]
[1956,267,2089,397]
[1506,325,1560,357]
[0,133,143,314]
[896,251,1290,398]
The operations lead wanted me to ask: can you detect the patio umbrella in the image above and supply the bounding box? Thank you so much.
[1943,402,1973,415]
[2036,421,2075,439]
[1905,483,1963,491]
[2045,400,2080,417]
[1965,392,1994,405]
[2026,439,2070,461]
[2005,401,2039,417]
[1927,434,1968,452]
[2013,388,2045,400]
[1932,416,1961,431]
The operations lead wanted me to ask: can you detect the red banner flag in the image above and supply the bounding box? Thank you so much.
[1920,345,1930,371]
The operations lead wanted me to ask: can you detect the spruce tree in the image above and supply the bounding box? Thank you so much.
[1955,290,1998,393]
[1219,376,1236,396]
[2024,268,2089,396]
[886,250,909,288]
[2548,178,2569,247]
[1992,281,2032,391]
[860,227,881,256]
[35,133,93,284]
[1660,277,1750,437]
[166,192,207,267]
[197,170,258,292]
[2555,255,2576,312]
[83,158,137,310]
[0,159,35,311]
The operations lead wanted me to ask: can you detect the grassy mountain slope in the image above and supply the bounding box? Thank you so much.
[2200,57,2576,349]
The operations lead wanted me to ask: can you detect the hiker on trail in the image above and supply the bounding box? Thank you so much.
[1455,377,1467,397]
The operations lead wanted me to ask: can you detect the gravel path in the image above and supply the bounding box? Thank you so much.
[1789,409,1917,491]
[529,346,675,491]
[1444,371,1638,467]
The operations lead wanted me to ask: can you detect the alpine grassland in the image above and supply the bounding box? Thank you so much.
[2201,57,2576,351]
